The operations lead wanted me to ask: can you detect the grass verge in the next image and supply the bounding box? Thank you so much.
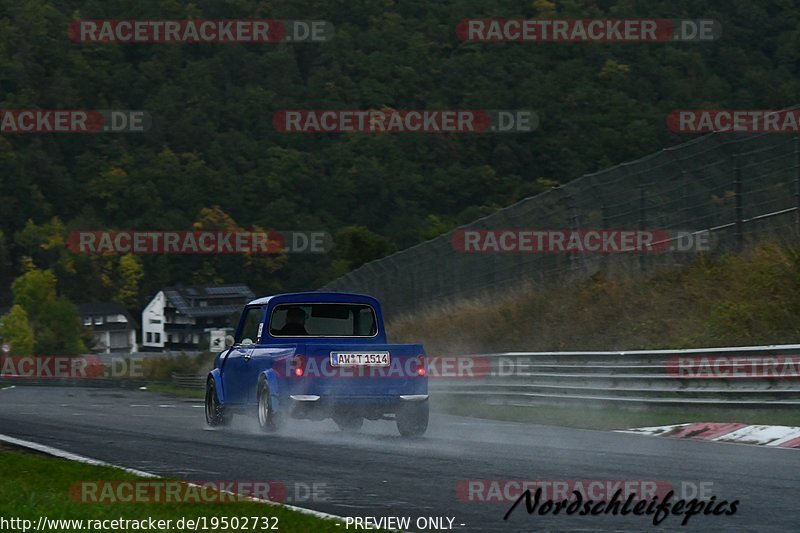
[0,447,353,533]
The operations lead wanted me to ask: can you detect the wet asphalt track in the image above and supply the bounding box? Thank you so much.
[0,385,798,532]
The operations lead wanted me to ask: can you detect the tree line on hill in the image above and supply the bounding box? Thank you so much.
[1,0,799,353]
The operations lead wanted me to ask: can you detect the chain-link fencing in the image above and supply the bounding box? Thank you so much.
[322,130,800,317]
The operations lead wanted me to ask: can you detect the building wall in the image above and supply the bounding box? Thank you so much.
[142,291,166,348]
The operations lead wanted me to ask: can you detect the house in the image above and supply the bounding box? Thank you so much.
[141,284,255,352]
[76,302,138,354]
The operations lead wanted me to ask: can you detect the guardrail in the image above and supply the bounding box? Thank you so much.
[4,346,800,407]
[429,344,800,407]
[171,373,207,389]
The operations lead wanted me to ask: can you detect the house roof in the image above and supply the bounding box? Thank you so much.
[76,302,130,316]
[76,302,139,330]
[162,284,255,318]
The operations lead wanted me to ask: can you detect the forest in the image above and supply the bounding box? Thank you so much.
[1,0,798,343]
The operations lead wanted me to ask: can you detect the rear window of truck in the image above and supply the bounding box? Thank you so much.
[269,303,378,337]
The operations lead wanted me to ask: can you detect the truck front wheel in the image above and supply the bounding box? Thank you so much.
[205,377,229,427]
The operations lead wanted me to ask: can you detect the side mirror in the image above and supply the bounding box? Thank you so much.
[225,335,235,348]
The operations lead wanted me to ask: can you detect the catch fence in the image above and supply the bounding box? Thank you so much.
[323,129,800,316]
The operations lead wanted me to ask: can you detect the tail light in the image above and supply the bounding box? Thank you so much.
[416,355,426,377]
[292,355,305,377]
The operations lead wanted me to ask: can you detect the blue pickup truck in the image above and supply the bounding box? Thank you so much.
[205,292,429,437]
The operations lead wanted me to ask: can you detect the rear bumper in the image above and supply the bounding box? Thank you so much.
[287,394,428,419]
[289,394,428,402]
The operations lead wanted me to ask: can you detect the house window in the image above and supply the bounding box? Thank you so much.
[83,317,92,326]
[146,332,152,343]
[94,316,104,325]
[155,333,160,343]
[167,334,173,343]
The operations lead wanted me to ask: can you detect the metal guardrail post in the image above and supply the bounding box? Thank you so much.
[795,135,800,235]
[734,155,744,248]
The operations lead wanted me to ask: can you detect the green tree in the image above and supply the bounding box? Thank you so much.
[11,266,57,327]
[114,254,144,310]
[35,296,86,355]
[0,304,35,356]
[329,226,395,279]
[10,267,86,355]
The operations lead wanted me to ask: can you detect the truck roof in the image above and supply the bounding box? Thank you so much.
[246,291,380,307]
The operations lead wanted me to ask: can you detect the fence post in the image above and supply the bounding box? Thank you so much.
[734,155,743,249]
[638,185,646,273]
[601,204,609,273]
[795,135,800,235]
[409,269,417,307]
[682,170,689,229]
[569,195,580,272]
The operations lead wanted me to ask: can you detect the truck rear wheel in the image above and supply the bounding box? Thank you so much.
[257,380,284,432]
[396,400,428,437]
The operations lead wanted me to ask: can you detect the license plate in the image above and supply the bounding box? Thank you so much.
[330,352,390,367]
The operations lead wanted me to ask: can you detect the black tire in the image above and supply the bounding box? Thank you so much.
[257,380,284,432]
[333,413,364,432]
[396,400,429,437]
[205,377,228,427]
